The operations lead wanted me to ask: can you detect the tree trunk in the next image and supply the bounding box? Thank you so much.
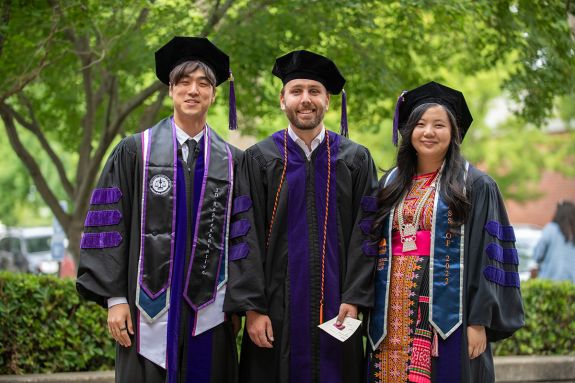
[67,217,84,269]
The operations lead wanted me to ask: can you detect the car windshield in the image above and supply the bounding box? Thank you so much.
[513,226,542,275]
[516,241,535,273]
[25,236,52,254]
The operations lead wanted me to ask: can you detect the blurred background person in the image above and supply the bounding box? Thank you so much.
[533,201,575,283]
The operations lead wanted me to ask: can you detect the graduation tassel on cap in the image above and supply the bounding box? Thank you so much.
[392,90,407,146]
[340,89,348,137]
[228,69,237,130]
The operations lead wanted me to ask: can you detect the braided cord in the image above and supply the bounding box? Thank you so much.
[266,128,331,324]
[266,128,288,249]
[319,130,331,324]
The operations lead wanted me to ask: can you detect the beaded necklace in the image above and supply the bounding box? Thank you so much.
[397,171,438,252]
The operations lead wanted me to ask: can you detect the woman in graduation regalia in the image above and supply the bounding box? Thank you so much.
[367,82,524,383]
[76,36,241,383]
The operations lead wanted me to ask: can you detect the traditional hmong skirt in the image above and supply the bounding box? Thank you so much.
[368,231,434,383]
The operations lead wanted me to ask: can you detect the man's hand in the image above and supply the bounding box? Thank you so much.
[108,303,134,347]
[467,325,487,359]
[246,310,274,348]
[335,303,358,327]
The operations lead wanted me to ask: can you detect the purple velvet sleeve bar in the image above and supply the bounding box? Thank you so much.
[484,221,516,242]
[230,219,251,239]
[90,187,122,205]
[80,232,123,249]
[232,195,252,215]
[360,196,378,213]
[229,243,249,261]
[483,265,520,288]
[362,240,378,257]
[359,218,374,235]
[485,243,519,265]
[84,210,122,227]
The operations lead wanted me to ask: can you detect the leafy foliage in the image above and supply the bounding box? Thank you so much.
[0,1,573,256]
[0,273,572,375]
[0,272,114,374]
[493,279,575,356]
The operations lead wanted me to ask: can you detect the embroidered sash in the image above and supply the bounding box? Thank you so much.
[429,162,469,339]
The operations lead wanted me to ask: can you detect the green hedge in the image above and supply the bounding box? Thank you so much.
[1,273,573,374]
[0,272,114,374]
[493,278,575,356]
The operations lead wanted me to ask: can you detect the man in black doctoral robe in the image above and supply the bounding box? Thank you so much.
[76,36,241,383]
[224,50,378,383]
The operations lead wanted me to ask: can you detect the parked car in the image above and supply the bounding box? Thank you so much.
[0,227,59,275]
[512,224,542,282]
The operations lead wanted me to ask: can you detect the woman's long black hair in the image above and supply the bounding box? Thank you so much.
[372,103,471,236]
[553,201,575,244]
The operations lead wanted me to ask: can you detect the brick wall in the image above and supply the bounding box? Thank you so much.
[506,171,575,227]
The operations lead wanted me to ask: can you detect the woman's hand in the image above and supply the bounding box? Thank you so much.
[467,325,487,359]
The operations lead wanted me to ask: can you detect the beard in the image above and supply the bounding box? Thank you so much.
[284,105,326,131]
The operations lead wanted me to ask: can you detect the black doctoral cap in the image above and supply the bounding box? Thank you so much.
[272,50,349,136]
[155,36,229,86]
[392,81,473,145]
[272,50,346,94]
[154,36,238,130]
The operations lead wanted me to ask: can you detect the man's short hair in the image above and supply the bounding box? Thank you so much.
[169,60,217,88]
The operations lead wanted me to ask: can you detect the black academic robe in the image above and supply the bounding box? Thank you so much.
[458,166,524,382]
[76,123,241,383]
[367,165,524,383]
[224,130,378,383]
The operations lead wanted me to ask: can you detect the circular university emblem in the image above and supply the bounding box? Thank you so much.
[149,174,172,195]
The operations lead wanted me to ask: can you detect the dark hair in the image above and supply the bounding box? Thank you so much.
[372,103,470,235]
[169,60,216,89]
[553,201,575,244]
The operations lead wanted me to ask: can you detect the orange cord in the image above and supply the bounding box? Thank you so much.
[265,129,332,325]
[266,129,288,249]
[319,131,331,324]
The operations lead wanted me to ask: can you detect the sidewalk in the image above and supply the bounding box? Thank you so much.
[1,356,574,382]
[495,355,575,383]
[0,371,113,383]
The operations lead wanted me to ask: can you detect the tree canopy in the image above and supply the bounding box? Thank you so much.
[0,0,573,259]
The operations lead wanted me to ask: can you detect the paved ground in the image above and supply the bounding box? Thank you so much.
[1,356,574,383]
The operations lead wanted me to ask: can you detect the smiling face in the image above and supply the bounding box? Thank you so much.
[411,105,452,165]
[169,67,215,124]
[280,78,330,131]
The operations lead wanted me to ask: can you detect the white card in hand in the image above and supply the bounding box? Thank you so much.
[317,316,362,342]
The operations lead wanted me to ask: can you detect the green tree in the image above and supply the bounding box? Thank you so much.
[0,0,573,261]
